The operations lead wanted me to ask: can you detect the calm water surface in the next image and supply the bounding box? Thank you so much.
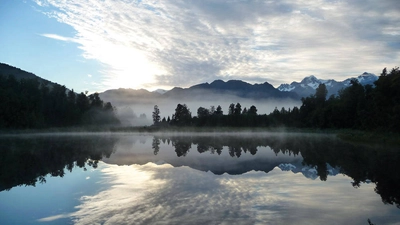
[0,132,399,225]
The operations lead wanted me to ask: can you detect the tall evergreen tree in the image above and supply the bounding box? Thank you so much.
[234,103,242,115]
[152,105,161,125]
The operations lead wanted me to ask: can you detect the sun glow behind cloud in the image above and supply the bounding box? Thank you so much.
[34,0,400,90]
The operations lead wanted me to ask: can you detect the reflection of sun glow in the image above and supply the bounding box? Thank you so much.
[53,162,390,225]
[36,160,399,224]
[70,163,168,225]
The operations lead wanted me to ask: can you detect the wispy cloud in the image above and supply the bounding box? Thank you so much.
[34,0,400,89]
[41,33,78,42]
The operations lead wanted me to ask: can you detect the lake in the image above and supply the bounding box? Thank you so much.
[0,132,399,225]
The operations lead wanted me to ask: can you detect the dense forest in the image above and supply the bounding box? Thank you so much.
[0,74,119,129]
[154,67,400,132]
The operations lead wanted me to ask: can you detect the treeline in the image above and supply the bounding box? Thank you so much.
[0,75,119,129]
[153,67,400,132]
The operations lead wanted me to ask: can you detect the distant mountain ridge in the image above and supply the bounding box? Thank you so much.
[100,72,379,106]
[277,72,378,98]
[100,79,299,106]
[1,62,379,103]
[163,79,298,100]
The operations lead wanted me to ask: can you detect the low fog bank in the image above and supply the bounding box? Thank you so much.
[112,97,300,126]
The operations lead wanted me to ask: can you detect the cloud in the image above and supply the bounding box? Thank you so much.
[35,0,400,90]
[41,33,78,42]
[37,213,71,222]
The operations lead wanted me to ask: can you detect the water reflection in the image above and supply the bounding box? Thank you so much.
[151,133,399,208]
[68,163,398,225]
[1,132,400,224]
[0,134,117,191]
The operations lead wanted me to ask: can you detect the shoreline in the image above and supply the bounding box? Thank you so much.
[1,126,399,146]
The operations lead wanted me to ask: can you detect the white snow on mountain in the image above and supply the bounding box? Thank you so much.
[278,163,340,180]
[277,72,378,98]
[278,84,296,92]
[307,82,320,89]
[152,89,168,94]
[343,72,378,87]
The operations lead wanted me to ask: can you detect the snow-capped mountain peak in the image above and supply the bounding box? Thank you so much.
[343,72,378,87]
[301,75,319,84]
[152,89,168,94]
[277,83,296,92]
[357,72,378,84]
[278,72,378,98]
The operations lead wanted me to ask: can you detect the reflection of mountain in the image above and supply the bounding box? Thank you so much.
[278,162,339,180]
[162,135,303,175]
[0,135,117,191]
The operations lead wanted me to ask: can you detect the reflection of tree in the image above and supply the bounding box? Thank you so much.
[228,146,242,158]
[172,138,191,157]
[152,137,160,155]
[159,134,400,208]
[0,136,117,192]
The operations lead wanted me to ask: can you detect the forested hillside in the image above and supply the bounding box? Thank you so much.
[0,73,119,129]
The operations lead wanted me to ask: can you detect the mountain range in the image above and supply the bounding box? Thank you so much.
[163,79,298,99]
[100,72,378,106]
[277,72,378,98]
[0,62,378,104]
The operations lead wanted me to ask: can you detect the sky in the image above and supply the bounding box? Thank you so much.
[0,0,399,93]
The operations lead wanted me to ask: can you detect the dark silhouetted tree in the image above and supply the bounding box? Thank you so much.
[172,104,192,126]
[234,103,242,115]
[228,103,235,115]
[248,105,257,116]
[152,105,160,125]
[215,105,223,115]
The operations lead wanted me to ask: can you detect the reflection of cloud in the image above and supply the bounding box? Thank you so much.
[35,0,400,89]
[62,162,397,225]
